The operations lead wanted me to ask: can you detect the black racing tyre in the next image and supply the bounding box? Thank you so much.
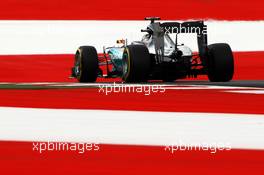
[75,46,98,82]
[207,43,234,82]
[122,44,150,82]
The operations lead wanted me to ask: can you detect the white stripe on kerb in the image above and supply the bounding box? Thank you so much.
[0,20,263,54]
[0,107,264,150]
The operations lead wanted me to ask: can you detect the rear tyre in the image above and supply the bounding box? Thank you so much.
[207,43,234,82]
[74,46,98,82]
[122,45,150,82]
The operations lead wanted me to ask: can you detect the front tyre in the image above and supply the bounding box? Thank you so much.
[74,46,98,82]
[122,45,150,82]
[207,43,234,82]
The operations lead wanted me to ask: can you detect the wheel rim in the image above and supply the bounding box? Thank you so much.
[122,49,129,79]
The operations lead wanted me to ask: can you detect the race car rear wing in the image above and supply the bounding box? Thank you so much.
[142,18,208,64]
[161,21,208,62]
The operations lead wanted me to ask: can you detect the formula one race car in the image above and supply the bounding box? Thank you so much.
[71,17,234,82]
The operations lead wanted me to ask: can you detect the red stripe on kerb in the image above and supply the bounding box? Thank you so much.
[0,0,264,20]
[0,52,263,82]
[0,141,263,175]
[0,88,264,114]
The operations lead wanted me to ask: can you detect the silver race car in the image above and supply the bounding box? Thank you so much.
[71,17,234,82]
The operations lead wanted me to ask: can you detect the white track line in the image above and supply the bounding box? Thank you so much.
[227,90,264,94]
[0,107,264,150]
[0,20,264,54]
